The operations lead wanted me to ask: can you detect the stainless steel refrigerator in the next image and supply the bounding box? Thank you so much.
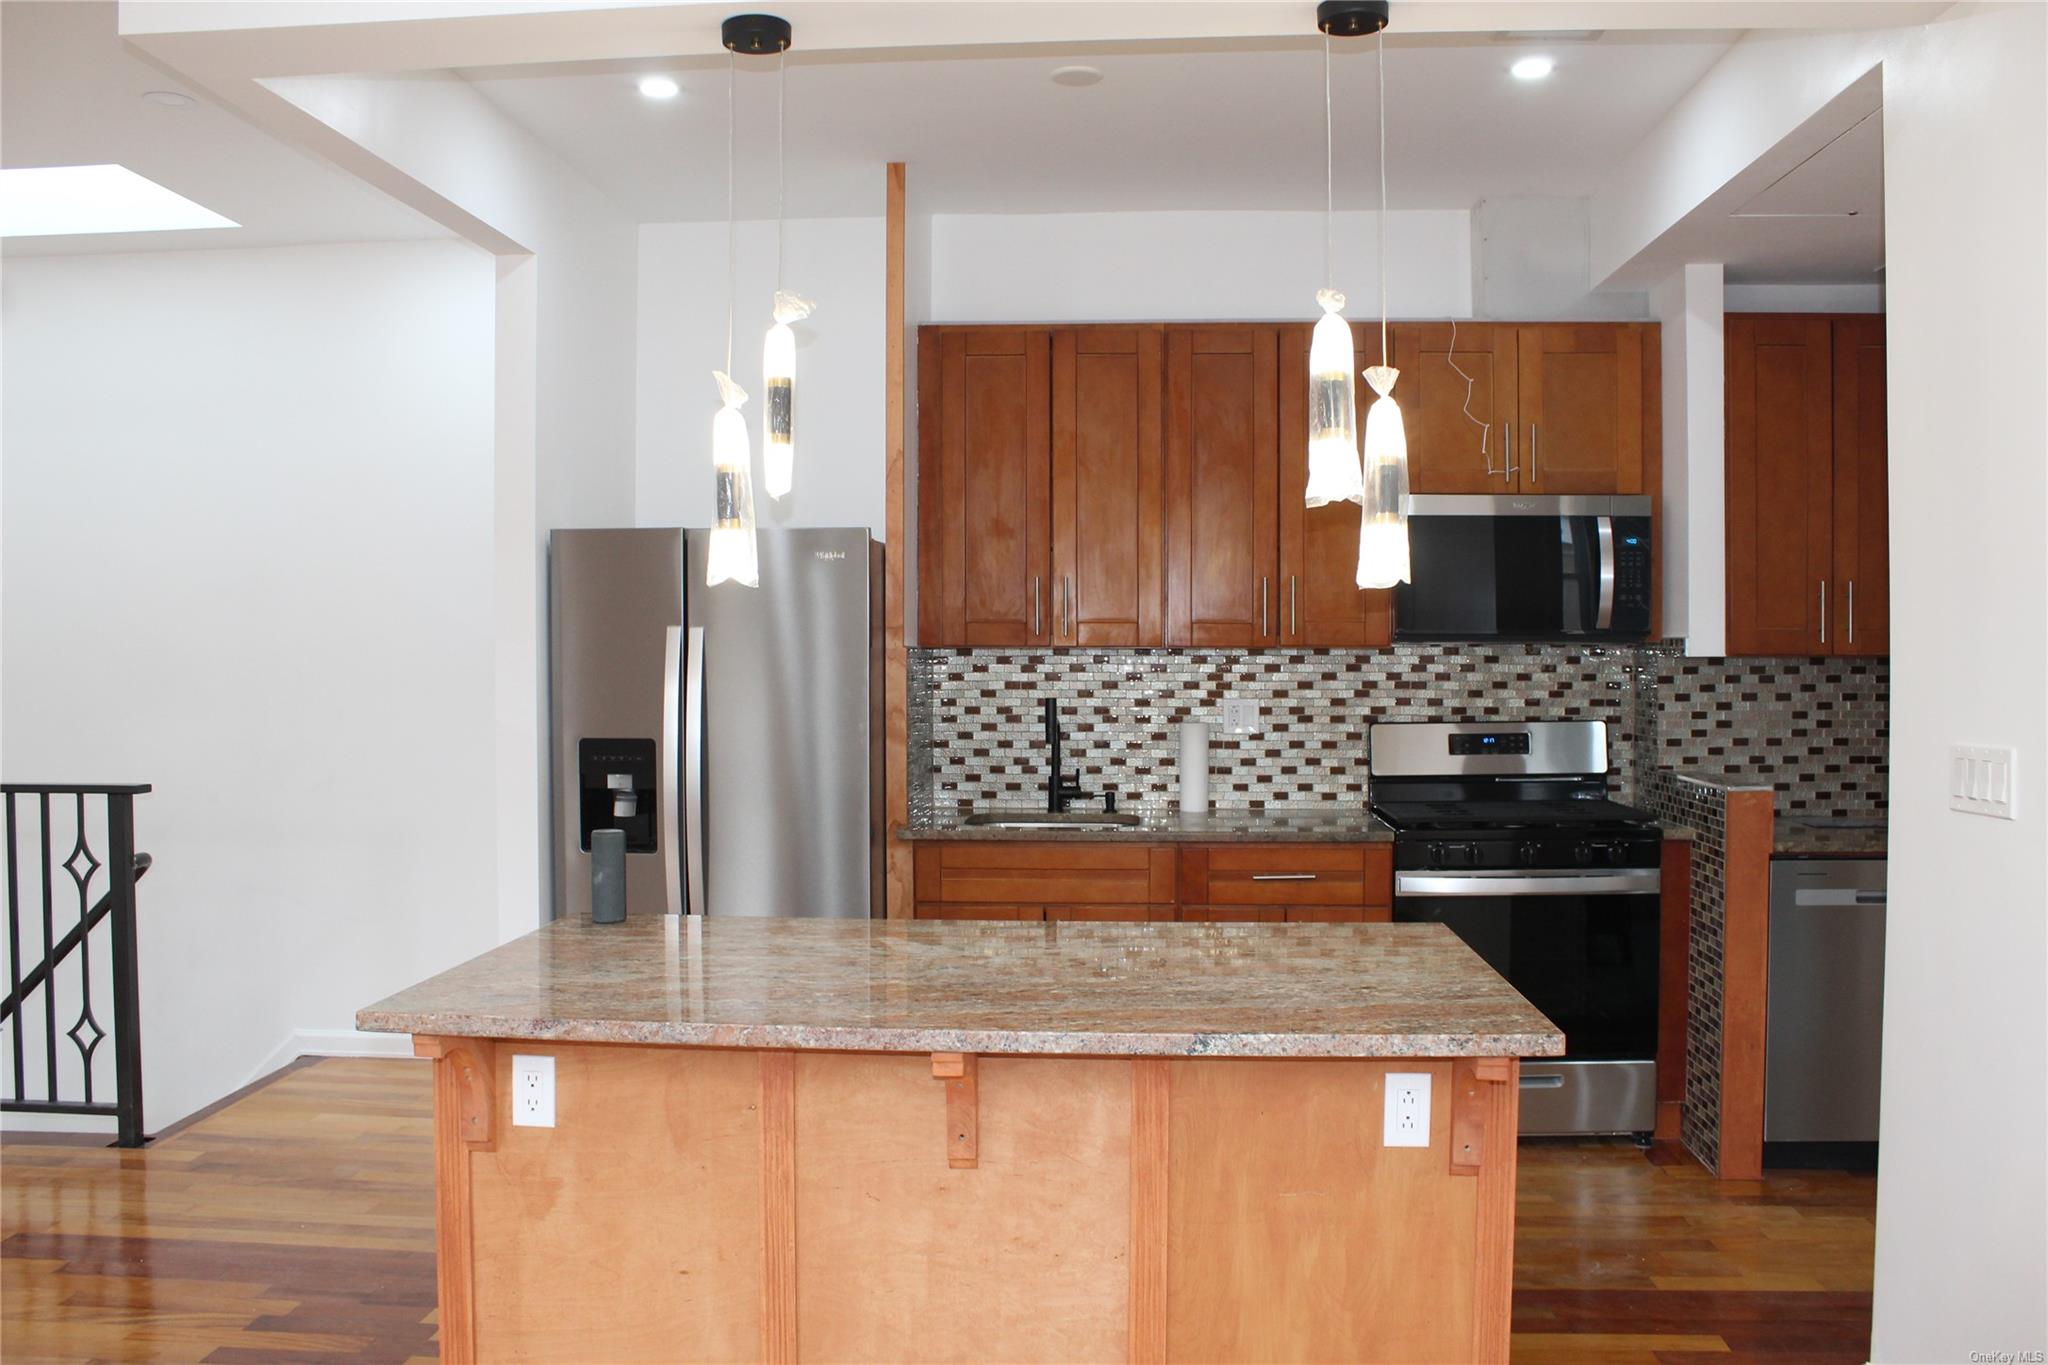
[549,528,883,920]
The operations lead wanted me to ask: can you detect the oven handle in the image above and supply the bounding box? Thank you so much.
[1396,869,1661,897]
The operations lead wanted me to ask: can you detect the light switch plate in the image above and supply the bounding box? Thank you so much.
[1950,745,2018,820]
[1221,699,1260,734]
[1383,1072,1431,1148]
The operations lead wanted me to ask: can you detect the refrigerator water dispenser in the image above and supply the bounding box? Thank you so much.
[577,738,657,853]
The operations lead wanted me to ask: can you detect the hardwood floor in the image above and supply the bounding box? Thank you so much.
[2,1058,1876,1363]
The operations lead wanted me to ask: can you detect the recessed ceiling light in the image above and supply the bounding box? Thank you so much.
[1050,65,1103,88]
[1511,55,1556,81]
[638,75,681,100]
[0,164,238,238]
[140,90,197,110]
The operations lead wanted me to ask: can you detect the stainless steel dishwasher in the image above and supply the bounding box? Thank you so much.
[1764,857,1888,1146]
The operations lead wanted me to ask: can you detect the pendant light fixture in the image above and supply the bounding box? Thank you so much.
[1354,10,1412,590]
[758,17,810,501]
[706,16,787,589]
[1304,4,1372,508]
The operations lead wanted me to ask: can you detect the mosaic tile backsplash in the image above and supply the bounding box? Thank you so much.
[910,644,1889,821]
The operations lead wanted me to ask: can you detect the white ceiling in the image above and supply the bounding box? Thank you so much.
[1,1,446,256]
[458,30,1742,220]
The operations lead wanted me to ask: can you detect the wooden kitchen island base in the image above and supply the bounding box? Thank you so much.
[417,1037,1522,1364]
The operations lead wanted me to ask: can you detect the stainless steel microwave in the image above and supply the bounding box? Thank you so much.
[1392,495,1653,643]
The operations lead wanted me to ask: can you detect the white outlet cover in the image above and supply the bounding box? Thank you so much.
[1951,745,2018,820]
[1383,1071,1431,1148]
[1221,699,1260,733]
[512,1053,556,1128]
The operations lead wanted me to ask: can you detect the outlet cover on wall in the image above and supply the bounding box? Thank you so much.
[1383,1072,1431,1148]
[512,1053,556,1128]
[1950,745,2017,820]
[1221,698,1260,733]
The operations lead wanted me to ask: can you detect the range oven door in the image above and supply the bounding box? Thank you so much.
[1392,495,1653,642]
[1394,867,1660,1136]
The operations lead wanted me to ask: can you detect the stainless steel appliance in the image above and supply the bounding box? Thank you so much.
[549,528,883,920]
[1393,495,1653,642]
[1372,719,1661,1136]
[1765,857,1887,1148]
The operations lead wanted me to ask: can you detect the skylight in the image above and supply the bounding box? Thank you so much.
[0,164,238,238]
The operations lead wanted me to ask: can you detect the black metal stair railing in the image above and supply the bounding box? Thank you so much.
[1,784,152,1146]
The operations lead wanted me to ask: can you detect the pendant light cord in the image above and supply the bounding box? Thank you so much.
[724,49,736,376]
[1376,29,1388,363]
[1323,34,1333,291]
[775,46,786,292]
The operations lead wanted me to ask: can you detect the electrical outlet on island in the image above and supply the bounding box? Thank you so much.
[1383,1072,1430,1148]
[512,1054,556,1128]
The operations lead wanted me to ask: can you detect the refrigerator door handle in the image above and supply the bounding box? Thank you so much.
[660,625,683,916]
[683,625,708,916]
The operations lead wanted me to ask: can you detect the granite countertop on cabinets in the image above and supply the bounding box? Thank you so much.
[1772,819,1888,858]
[902,808,1395,843]
[357,915,1564,1059]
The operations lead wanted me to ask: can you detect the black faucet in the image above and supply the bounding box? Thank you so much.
[1043,697,1090,813]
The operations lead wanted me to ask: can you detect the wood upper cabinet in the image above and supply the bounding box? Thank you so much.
[1726,315,1838,655]
[1165,326,1280,646]
[1831,317,1888,655]
[1052,327,1164,646]
[1395,323,1650,495]
[1517,324,1647,494]
[1278,324,1393,647]
[1390,322,1520,494]
[917,327,1052,646]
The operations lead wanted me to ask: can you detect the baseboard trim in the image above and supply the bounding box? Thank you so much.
[243,1027,420,1087]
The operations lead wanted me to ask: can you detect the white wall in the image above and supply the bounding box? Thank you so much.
[0,240,499,1130]
[1869,4,2047,1356]
[1649,263,1725,652]
[1471,196,1649,320]
[929,209,1472,322]
[1723,282,1884,312]
[635,217,886,535]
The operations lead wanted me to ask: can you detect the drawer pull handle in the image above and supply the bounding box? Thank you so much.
[1250,873,1317,882]
[1520,1074,1566,1090]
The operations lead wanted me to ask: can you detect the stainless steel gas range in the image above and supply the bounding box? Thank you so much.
[1369,719,1661,1138]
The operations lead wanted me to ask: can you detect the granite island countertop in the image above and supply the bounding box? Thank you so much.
[357,915,1563,1059]
[903,808,1396,843]
[1773,819,1888,857]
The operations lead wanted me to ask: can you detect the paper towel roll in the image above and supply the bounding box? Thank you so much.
[1179,721,1211,815]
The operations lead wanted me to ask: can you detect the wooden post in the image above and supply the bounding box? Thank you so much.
[414,1035,495,1365]
[884,161,914,918]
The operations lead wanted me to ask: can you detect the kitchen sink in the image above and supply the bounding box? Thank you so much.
[962,811,1144,831]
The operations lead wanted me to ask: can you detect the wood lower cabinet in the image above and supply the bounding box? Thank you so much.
[1278,324,1394,647]
[916,903,1045,921]
[1165,326,1280,646]
[913,844,1176,918]
[1178,845,1393,919]
[1725,314,1886,656]
[918,327,1052,646]
[1051,327,1164,646]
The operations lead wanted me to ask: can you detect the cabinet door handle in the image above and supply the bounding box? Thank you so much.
[1251,873,1318,882]
[1059,575,1069,638]
[1819,579,1828,647]
[1290,575,1298,637]
[1260,576,1269,638]
[1032,576,1041,637]
[1529,423,1539,484]
[1847,580,1855,646]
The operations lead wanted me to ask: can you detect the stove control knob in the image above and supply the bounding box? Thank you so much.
[1517,842,1543,868]
[1603,842,1631,867]
[1572,843,1596,867]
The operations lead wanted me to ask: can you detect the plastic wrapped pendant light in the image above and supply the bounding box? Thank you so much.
[762,290,811,500]
[1356,364,1411,588]
[706,370,758,587]
[1305,289,1363,506]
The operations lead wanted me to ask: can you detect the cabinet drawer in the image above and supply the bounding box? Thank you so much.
[914,844,1176,905]
[1179,905,1283,923]
[914,903,1045,921]
[1047,904,1176,923]
[1181,845,1392,906]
